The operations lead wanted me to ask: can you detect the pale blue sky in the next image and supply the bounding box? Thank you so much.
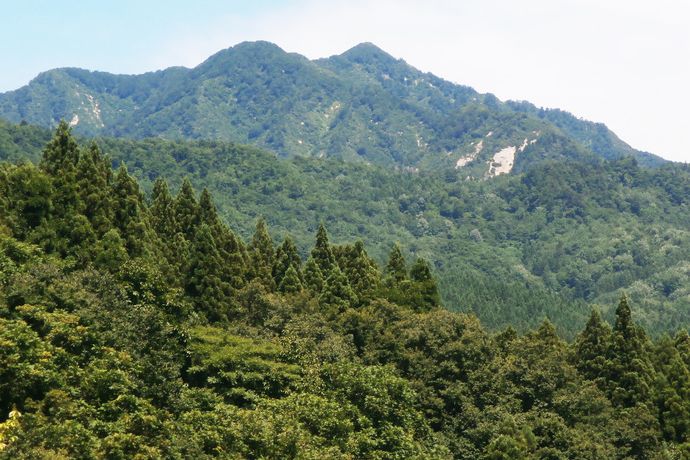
[1,0,688,162]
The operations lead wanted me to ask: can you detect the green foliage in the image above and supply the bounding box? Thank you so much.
[0,120,689,459]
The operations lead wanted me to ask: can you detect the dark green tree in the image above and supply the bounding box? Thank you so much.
[311,223,336,277]
[174,178,200,239]
[278,265,303,294]
[186,224,233,321]
[250,218,276,290]
[409,257,441,311]
[273,235,302,287]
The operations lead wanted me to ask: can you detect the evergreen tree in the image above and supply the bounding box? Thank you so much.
[574,309,612,383]
[150,178,178,239]
[385,243,408,285]
[39,121,80,177]
[199,188,221,228]
[273,235,302,287]
[338,241,380,304]
[174,178,200,239]
[409,257,440,311]
[250,218,276,290]
[311,223,336,277]
[303,257,325,294]
[186,223,233,321]
[111,164,152,257]
[278,265,303,294]
[76,142,113,235]
[606,295,656,407]
[94,228,129,272]
[320,265,357,313]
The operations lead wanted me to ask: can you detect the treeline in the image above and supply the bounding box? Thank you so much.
[1,123,690,458]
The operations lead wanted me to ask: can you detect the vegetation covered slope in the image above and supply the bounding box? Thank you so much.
[1,125,690,458]
[2,121,689,337]
[0,41,664,174]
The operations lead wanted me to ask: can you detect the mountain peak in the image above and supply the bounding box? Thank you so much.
[339,42,397,64]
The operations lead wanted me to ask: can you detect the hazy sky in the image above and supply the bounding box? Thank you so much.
[2,0,688,162]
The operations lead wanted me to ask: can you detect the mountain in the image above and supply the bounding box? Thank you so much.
[0,41,665,176]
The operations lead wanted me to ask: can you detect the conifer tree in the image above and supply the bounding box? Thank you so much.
[278,265,303,294]
[574,309,612,383]
[303,257,324,294]
[385,243,408,285]
[111,164,152,257]
[311,223,336,277]
[174,178,200,239]
[186,223,232,321]
[339,241,380,304]
[320,265,357,313]
[74,142,114,236]
[40,121,80,177]
[150,178,178,239]
[199,188,220,228]
[607,295,656,407]
[250,218,276,290]
[273,235,302,287]
[94,228,129,272]
[409,257,440,311]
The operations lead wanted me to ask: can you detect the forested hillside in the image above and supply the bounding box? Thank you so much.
[2,120,688,337]
[0,42,663,175]
[1,124,690,458]
[0,120,690,459]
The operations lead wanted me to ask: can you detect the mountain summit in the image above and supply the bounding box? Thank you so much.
[0,41,663,173]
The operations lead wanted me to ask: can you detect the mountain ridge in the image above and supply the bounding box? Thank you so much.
[0,41,666,173]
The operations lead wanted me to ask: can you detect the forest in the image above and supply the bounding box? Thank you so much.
[1,123,689,458]
[1,119,689,337]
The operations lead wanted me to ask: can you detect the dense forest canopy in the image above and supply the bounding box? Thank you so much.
[0,124,689,458]
[1,119,689,337]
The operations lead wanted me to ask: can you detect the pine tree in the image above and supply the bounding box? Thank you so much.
[174,178,200,239]
[273,235,302,287]
[311,223,335,277]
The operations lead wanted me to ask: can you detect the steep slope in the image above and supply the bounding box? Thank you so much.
[0,41,665,174]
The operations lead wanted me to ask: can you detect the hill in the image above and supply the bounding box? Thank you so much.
[0,41,665,175]
[2,120,688,337]
[1,125,689,458]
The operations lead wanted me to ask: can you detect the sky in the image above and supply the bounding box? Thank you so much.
[1,0,688,162]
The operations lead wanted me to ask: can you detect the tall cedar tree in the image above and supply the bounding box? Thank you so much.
[174,178,200,240]
[250,218,276,290]
[273,235,302,287]
[311,223,336,277]
[186,223,233,321]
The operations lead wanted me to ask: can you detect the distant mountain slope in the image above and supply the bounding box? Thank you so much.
[1,120,687,336]
[0,41,665,175]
